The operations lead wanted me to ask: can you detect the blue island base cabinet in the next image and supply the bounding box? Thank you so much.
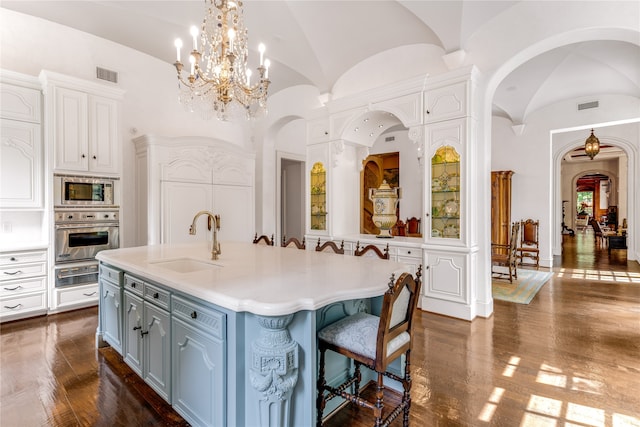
[95,242,408,427]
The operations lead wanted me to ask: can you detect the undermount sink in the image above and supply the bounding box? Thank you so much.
[150,258,222,273]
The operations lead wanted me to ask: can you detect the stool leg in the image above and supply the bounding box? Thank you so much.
[353,361,362,399]
[316,347,327,427]
[403,350,412,427]
[374,372,384,427]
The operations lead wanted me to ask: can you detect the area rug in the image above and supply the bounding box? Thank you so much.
[492,269,553,304]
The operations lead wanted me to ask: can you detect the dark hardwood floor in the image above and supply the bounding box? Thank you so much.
[1,231,638,426]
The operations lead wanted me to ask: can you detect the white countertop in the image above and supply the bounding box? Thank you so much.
[96,241,410,316]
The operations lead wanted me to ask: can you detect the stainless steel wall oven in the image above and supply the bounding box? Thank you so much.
[54,210,119,288]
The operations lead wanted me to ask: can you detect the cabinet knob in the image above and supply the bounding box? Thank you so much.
[131,282,137,288]
[426,110,431,115]
[407,250,411,254]
[153,292,159,299]
[190,311,198,319]
[140,330,149,337]
[81,154,86,158]
[133,326,141,331]
[93,155,97,160]
[9,257,17,261]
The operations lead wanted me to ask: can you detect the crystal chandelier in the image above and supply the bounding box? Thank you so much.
[584,128,600,160]
[173,0,270,120]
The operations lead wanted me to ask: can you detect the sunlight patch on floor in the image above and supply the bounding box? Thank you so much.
[477,387,504,423]
[558,268,640,283]
[502,356,520,377]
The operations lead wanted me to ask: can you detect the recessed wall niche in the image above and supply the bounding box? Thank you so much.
[359,128,423,236]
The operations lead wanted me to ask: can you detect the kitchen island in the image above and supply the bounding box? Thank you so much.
[96,241,410,427]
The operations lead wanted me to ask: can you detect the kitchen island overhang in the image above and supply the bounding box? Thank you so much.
[96,241,412,427]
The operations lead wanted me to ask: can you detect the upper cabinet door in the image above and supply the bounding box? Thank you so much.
[54,87,89,172]
[424,81,468,123]
[0,119,43,208]
[0,83,41,123]
[89,96,120,174]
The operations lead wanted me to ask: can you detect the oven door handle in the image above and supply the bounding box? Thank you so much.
[55,223,118,230]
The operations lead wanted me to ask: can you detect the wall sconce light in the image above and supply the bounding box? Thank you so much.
[584,129,600,160]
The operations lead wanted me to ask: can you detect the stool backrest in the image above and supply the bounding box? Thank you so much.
[253,233,275,246]
[282,236,306,250]
[354,242,389,260]
[375,268,421,371]
[315,239,345,254]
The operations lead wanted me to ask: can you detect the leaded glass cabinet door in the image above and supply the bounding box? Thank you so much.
[430,145,460,240]
[310,162,327,231]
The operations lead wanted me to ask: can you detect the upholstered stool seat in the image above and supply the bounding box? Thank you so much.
[318,312,411,360]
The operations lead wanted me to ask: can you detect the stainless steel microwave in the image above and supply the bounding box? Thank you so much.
[54,175,119,207]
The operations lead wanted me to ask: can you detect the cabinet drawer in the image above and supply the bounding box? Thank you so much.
[172,295,225,340]
[144,283,170,310]
[397,247,421,259]
[0,292,47,316]
[0,261,46,282]
[100,264,122,285]
[1,276,46,296]
[124,274,144,297]
[0,250,47,266]
[57,284,99,307]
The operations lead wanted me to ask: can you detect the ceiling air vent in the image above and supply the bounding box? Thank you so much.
[385,136,395,142]
[577,101,599,111]
[96,67,118,84]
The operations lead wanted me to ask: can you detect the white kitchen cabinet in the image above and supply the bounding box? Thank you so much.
[40,70,124,176]
[0,119,43,208]
[0,249,48,322]
[420,249,471,318]
[172,295,226,427]
[424,80,469,123]
[0,81,41,122]
[133,135,256,246]
[425,118,467,246]
[0,78,43,209]
[122,273,171,401]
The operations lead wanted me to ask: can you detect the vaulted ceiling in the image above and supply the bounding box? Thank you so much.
[2,1,639,127]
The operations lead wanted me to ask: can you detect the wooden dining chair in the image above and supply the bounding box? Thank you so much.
[316,269,422,427]
[517,219,540,269]
[252,233,274,246]
[281,235,306,250]
[315,238,345,254]
[354,241,389,260]
[491,222,519,283]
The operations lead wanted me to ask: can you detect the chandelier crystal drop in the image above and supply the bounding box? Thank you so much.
[584,128,600,160]
[173,0,270,121]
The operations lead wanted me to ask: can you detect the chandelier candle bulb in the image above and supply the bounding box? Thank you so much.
[246,69,252,86]
[259,43,265,65]
[174,38,182,62]
[264,59,270,79]
[228,28,235,51]
[189,55,195,75]
[190,25,199,50]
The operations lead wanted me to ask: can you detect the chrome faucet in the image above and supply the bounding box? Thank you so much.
[189,210,221,260]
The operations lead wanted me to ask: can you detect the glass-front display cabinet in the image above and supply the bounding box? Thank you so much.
[430,146,460,239]
[310,162,327,231]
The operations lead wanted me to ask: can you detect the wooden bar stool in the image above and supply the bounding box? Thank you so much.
[316,269,422,427]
